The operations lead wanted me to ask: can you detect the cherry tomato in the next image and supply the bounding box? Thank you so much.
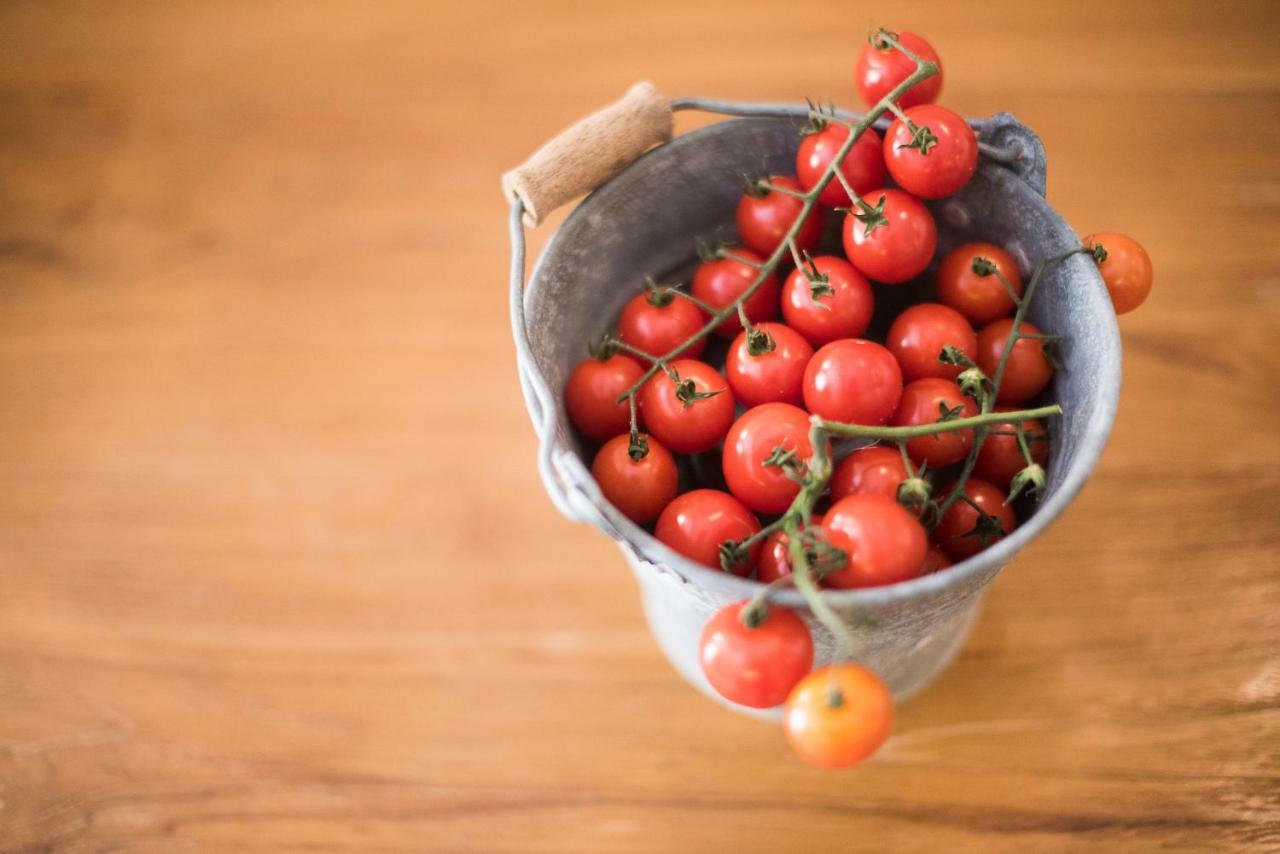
[754,519,817,583]
[842,189,937,284]
[829,445,909,503]
[691,250,780,337]
[591,433,679,524]
[884,105,977,199]
[722,403,818,514]
[737,175,823,257]
[934,477,1016,561]
[975,318,1054,405]
[974,411,1049,489]
[886,302,978,382]
[892,377,978,467]
[784,664,893,769]
[921,547,952,574]
[724,322,814,408]
[638,358,735,454]
[821,494,927,588]
[795,123,886,207]
[655,489,762,574]
[803,339,902,426]
[564,353,645,442]
[936,242,1024,325]
[781,256,875,346]
[699,600,814,709]
[616,289,706,361]
[854,30,943,110]
[1083,232,1153,315]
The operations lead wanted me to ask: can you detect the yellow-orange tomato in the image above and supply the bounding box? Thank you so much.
[783,664,893,769]
[1083,232,1153,315]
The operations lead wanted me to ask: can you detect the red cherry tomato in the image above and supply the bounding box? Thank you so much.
[655,489,762,574]
[921,547,952,574]
[724,322,814,408]
[722,403,818,514]
[691,250,780,337]
[854,30,943,109]
[616,290,706,361]
[803,339,903,426]
[886,302,978,382]
[781,256,875,346]
[821,494,927,588]
[974,411,1049,488]
[842,189,937,284]
[784,664,893,769]
[936,242,1024,325]
[934,477,1016,561]
[884,105,977,199]
[638,358,735,454]
[976,318,1054,404]
[1083,232,1153,315]
[591,433,679,524]
[564,353,645,442]
[829,445,909,503]
[754,518,818,582]
[736,175,823,257]
[795,123,886,207]
[892,377,978,467]
[699,600,814,709]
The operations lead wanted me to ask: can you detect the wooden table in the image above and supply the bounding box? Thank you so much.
[2,2,1277,851]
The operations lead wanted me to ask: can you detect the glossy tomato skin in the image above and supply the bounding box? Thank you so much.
[722,403,817,514]
[737,175,823,257]
[921,547,952,574]
[639,358,735,454]
[974,411,1049,488]
[821,494,928,588]
[884,105,977,199]
[616,290,706,361]
[829,445,909,503]
[976,318,1054,404]
[934,477,1016,561]
[781,256,875,346]
[700,600,814,708]
[886,302,977,382]
[784,664,893,769]
[842,189,937,284]
[1083,232,1153,314]
[591,433,678,524]
[892,377,978,467]
[854,30,943,110]
[936,242,1024,325]
[691,250,780,337]
[724,322,814,408]
[795,123,886,207]
[655,489,762,574]
[564,353,645,442]
[803,339,903,426]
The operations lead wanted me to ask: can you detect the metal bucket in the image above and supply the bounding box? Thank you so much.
[507,101,1121,720]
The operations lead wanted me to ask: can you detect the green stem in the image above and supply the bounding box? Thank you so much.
[818,406,1060,441]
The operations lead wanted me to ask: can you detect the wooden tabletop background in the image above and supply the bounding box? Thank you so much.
[2,1,1278,851]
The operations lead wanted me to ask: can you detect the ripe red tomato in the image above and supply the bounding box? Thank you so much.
[974,411,1049,488]
[736,175,823,257]
[842,189,937,284]
[884,105,977,199]
[655,489,762,574]
[784,664,893,769]
[1083,232,1153,315]
[616,289,706,361]
[975,318,1054,404]
[803,339,902,426]
[886,302,977,382]
[921,547,952,574]
[722,403,817,514]
[591,433,679,524]
[724,322,814,407]
[934,477,1016,561]
[781,256,874,346]
[892,377,978,467]
[564,353,645,442]
[638,358,735,454]
[829,445,909,503]
[699,600,814,708]
[795,123,886,207]
[691,250,780,337]
[855,30,942,109]
[821,494,927,588]
[936,242,1024,325]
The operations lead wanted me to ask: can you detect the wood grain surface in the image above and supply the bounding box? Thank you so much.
[2,1,1278,851]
